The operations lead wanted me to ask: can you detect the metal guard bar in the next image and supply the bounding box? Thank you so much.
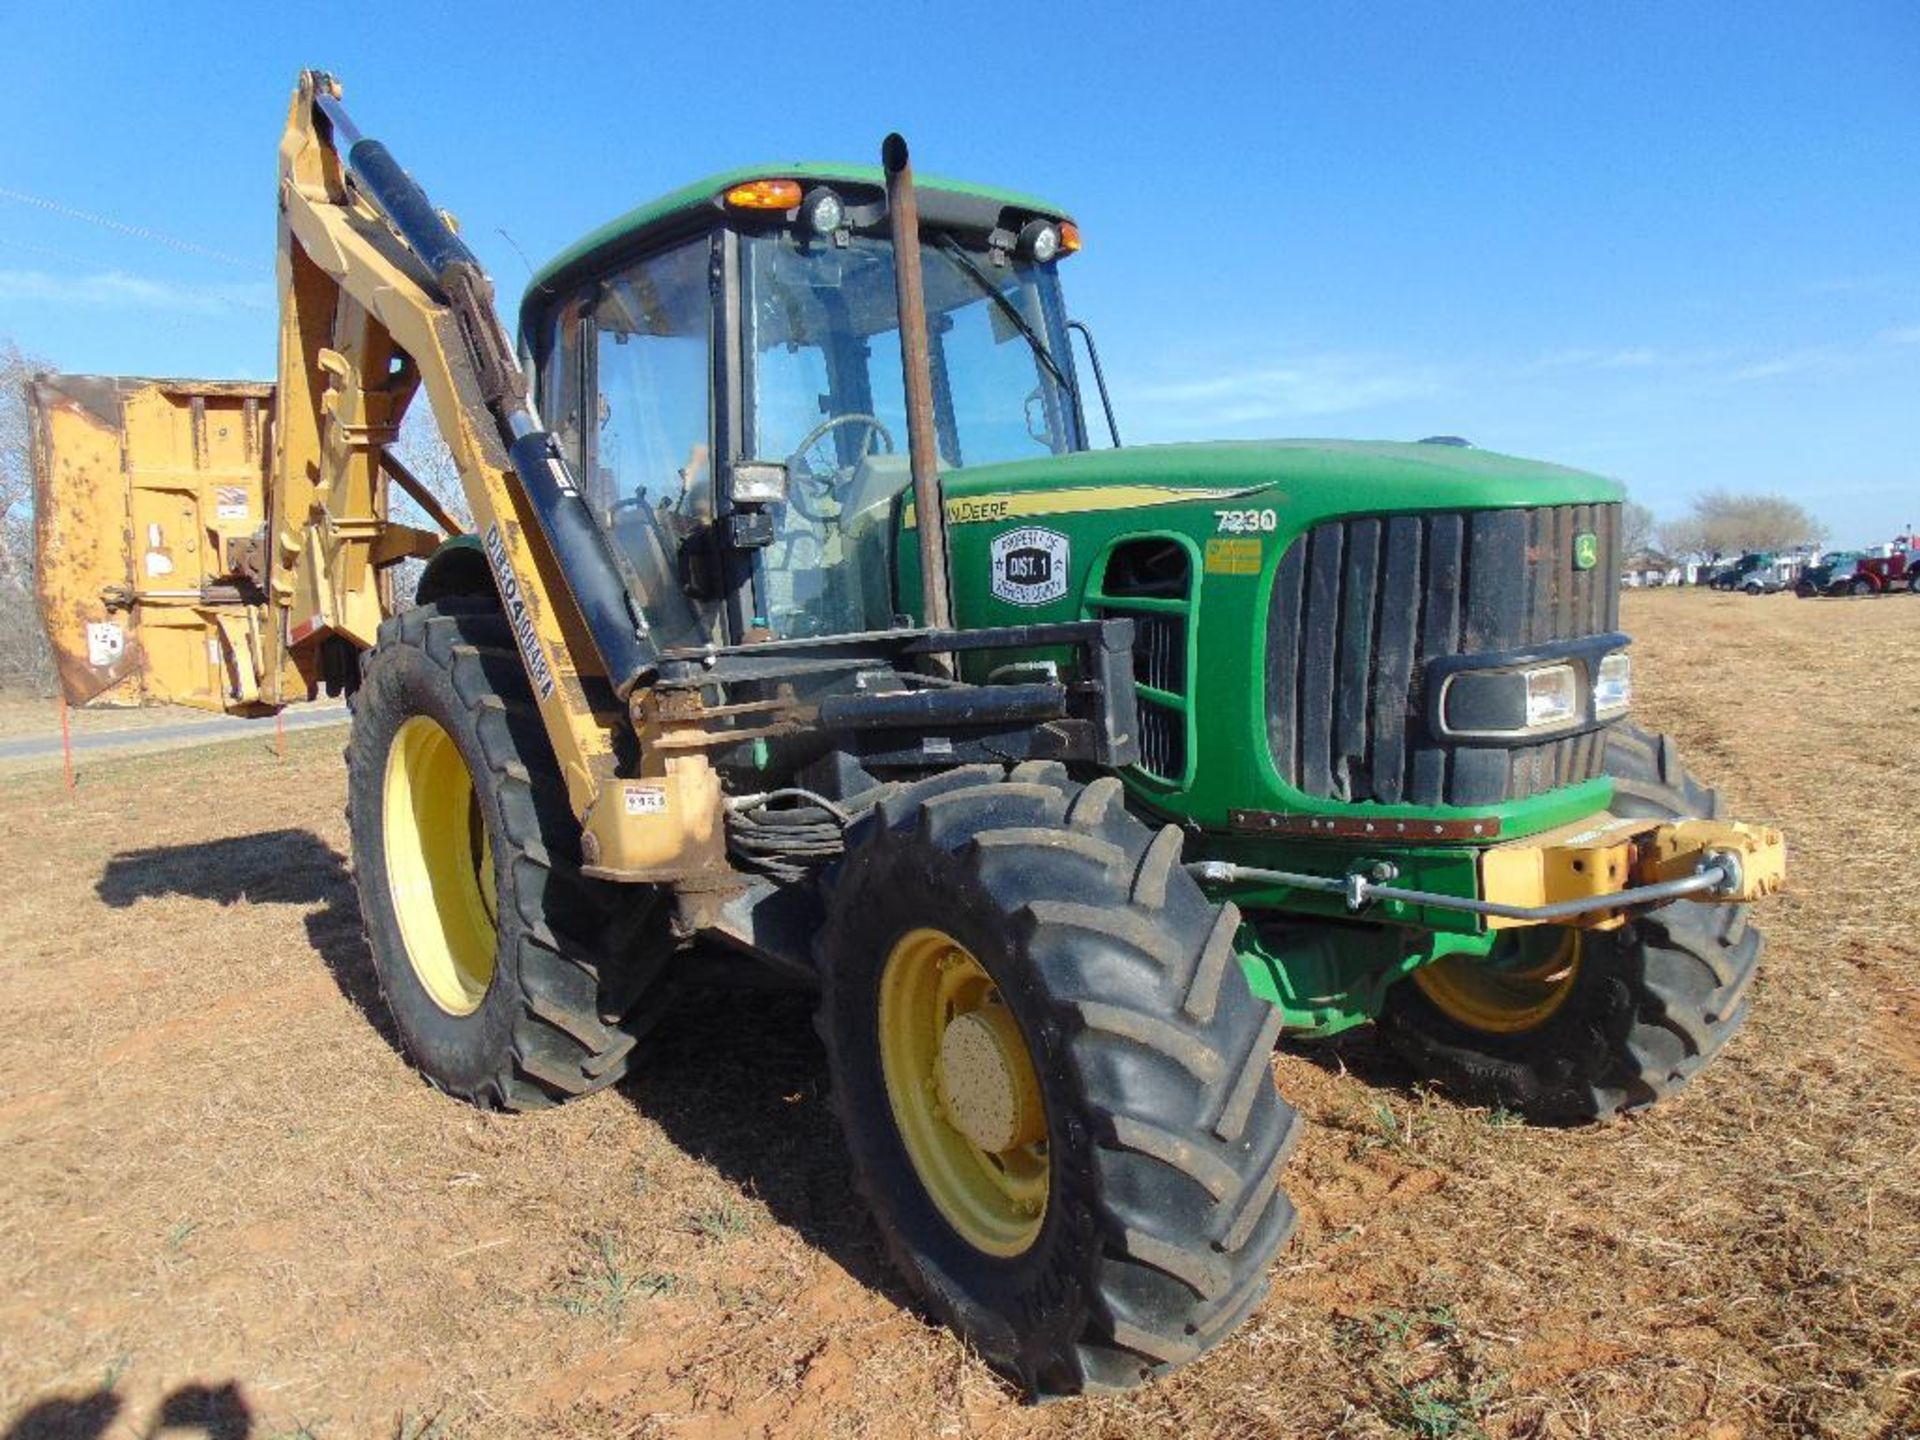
[1188,854,1744,923]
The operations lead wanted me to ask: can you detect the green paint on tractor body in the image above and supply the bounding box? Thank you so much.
[896,439,1624,1032]
[905,439,1618,834]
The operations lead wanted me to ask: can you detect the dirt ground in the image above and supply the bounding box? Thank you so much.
[0,588,1915,1440]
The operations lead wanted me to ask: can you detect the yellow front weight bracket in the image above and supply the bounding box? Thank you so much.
[1479,814,1786,929]
[1635,819,1787,900]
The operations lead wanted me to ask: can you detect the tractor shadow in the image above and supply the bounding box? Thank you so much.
[615,982,919,1313]
[1283,1024,1427,1098]
[3,1380,251,1439]
[92,829,914,1314]
[95,827,399,1054]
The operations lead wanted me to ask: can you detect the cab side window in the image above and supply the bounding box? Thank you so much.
[540,295,589,476]
[591,238,713,520]
[586,236,719,652]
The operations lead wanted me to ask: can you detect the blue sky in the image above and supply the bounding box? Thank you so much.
[2,1,1914,542]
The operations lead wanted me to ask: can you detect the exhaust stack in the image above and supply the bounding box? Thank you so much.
[883,134,955,662]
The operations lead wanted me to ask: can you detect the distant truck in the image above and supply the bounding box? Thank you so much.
[1794,551,1918,597]
[1853,552,1920,595]
[1706,552,1775,591]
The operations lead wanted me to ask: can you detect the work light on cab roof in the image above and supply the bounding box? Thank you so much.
[721,172,1081,254]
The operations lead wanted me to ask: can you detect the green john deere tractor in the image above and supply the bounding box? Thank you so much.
[286,104,1784,1396]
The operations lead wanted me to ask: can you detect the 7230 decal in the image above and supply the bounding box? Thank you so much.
[1214,508,1278,534]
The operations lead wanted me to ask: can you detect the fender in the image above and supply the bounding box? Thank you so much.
[413,534,492,607]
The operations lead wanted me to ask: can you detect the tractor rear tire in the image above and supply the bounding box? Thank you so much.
[815,763,1299,1397]
[346,597,672,1111]
[1379,722,1762,1122]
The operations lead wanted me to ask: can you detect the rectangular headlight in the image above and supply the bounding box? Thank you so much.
[1524,664,1579,728]
[1440,661,1586,738]
[1594,652,1632,717]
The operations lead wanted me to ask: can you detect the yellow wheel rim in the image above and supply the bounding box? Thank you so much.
[382,715,498,1017]
[1413,928,1582,1035]
[877,928,1049,1257]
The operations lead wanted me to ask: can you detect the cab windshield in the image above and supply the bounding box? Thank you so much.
[743,230,1081,637]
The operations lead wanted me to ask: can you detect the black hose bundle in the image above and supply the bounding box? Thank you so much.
[725,788,852,884]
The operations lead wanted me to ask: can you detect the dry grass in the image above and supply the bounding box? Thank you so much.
[0,694,226,742]
[0,588,1915,1439]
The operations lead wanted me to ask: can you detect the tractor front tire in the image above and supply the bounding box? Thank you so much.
[1379,722,1762,1122]
[346,597,671,1111]
[815,763,1299,1396]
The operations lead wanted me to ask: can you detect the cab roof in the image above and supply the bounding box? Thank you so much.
[521,162,1071,327]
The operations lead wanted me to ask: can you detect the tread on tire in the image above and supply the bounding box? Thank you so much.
[346,597,670,1111]
[815,762,1300,1396]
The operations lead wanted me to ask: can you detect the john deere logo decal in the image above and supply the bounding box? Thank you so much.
[990,527,1070,606]
[1573,532,1599,570]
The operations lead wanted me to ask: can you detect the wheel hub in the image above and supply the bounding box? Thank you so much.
[875,928,1050,1257]
[938,1007,1046,1154]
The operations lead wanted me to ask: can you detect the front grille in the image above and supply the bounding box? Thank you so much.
[1265,504,1621,808]
[1139,705,1187,783]
[1096,538,1193,784]
[1131,612,1186,694]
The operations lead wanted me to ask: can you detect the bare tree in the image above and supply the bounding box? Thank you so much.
[1658,516,1710,561]
[1622,500,1655,559]
[386,401,471,609]
[1687,489,1826,555]
[389,401,470,530]
[0,340,54,692]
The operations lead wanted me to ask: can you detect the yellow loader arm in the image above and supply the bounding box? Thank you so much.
[33,71,663,828]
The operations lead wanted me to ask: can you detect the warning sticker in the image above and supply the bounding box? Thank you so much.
[1204,537,1263,576]
[214,485,250,522]
[624,785,669,816]
[86,621,125,668]
[989,527,1070,607]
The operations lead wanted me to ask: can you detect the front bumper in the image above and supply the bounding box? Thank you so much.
[1190,813,1786,932]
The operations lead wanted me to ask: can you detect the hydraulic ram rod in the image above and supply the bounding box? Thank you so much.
[311,85,658,695]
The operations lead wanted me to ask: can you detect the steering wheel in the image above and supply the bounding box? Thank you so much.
[791,412,896,469]
[786,413,896,521]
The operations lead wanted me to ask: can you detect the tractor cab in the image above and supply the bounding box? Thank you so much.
[518,168,1092,651]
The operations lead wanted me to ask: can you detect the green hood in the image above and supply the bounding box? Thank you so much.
[917,435,1625,867]
[939,438,1622,516]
